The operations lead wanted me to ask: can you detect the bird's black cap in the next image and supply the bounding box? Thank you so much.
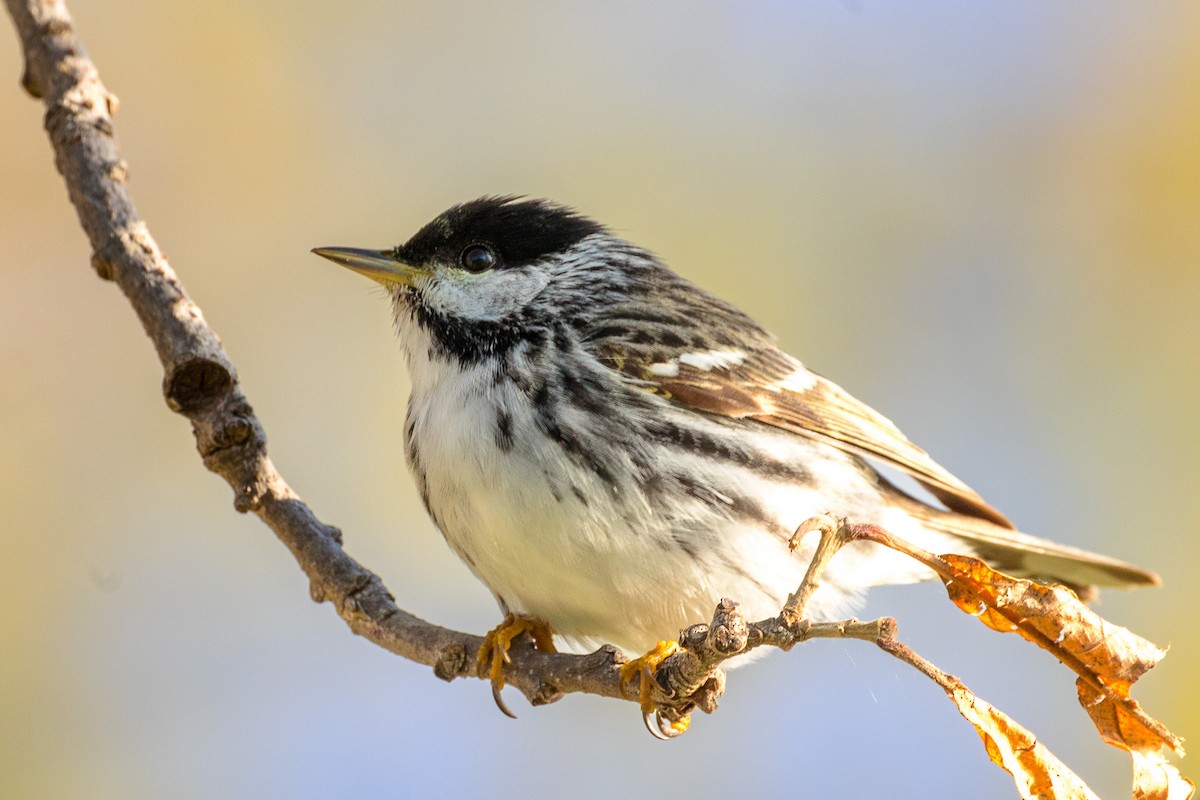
[396,196,606,270]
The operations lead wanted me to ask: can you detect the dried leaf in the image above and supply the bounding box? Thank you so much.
[847,523,1191,798]
[1133,749,1196,800]
[934,554,1167,694]
[878,635,1099,800]
[1077,680,1179,754]
[948,679,1099,800]
[1079,680,1195,799]
[932,553,1184,758]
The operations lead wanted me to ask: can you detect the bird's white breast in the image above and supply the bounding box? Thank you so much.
[403,350,704,653]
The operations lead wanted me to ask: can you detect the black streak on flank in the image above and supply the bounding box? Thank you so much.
[642,418,809,484]
[557,368,610,418]
[491,361,508,387]
[726,493,792,539]
[671,472,790,546]
[670,529,700,559]
[730,560,777,601]
[527,374,615,484]
[495,409,514,452]
[531,380,553,413]
[552,324,573,353]
[541,415,617,487]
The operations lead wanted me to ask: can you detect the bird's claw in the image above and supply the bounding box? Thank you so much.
[620,640,691,738]
[476,613,556,718]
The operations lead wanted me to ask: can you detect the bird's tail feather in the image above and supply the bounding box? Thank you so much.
[897,497,1160,598]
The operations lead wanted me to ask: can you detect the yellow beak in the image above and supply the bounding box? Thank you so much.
[311,246,431,287]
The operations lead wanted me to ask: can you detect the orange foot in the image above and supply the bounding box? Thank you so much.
[619,640,690,739]
[476,613,556,718]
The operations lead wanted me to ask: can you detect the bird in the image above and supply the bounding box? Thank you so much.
[312,195,1157,730]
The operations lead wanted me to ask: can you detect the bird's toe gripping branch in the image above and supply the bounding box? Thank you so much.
[620,640,691,739]
[476,613,557,718]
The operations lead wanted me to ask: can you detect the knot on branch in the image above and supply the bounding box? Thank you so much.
[45,93,112,138]
[165,357,234,413]
[21,64,41,99]
[199,400,260,456]
[194,395,269,509]
[644,599,751,725]
[20,16,78,98]
[680,597,751,658]
[89,229,125,281]
[434,643,469,682]
[337,570,397,625]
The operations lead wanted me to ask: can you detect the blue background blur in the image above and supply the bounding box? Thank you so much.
[2,2,1197,798]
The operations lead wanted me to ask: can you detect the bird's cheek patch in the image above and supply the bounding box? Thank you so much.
[428,269,550,322]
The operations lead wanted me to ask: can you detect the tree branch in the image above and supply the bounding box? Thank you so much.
[3,0,628,707]
[15,13,1169,785]
[0,0,1027,716]
[5,1,910,722]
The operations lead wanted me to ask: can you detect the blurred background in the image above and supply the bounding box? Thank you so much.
[2,2,1197,797]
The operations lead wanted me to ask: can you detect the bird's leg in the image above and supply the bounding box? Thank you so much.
[619,639,690,738]
[476,612,556,718]
[618,517,855,739]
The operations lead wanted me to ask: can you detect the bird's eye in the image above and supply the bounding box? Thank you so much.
[460,244,497,273]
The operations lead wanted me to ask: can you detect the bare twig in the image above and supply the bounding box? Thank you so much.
[3,0,627,707]
[0,0,1046,745]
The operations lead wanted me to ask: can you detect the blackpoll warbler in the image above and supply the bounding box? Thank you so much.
[314,196,1156,700]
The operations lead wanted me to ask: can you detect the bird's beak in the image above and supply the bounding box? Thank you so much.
[310,246,431,287]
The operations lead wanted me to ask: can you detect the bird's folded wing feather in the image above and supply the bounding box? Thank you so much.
[597,341,1014,529]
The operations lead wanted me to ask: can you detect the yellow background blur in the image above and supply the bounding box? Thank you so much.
[2,2,1197,798]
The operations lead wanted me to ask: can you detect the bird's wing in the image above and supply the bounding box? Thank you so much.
[596,341,1014,528]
